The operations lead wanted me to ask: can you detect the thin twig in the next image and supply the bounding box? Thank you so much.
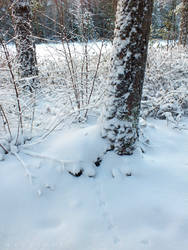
[0,106,8,133]
[0,39,23,142]
[21,104,98,148]
[0,104,12,140]
[85,40,104,117]
[30,91,36,136]
[0,143,9,154]
[22,149,85,166]
[13,152,33,184]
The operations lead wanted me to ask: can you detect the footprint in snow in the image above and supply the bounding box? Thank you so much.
[94,180,121,247]
[38,217,61,229]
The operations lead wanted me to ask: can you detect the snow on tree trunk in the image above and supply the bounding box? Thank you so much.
[101,0,153,155]
[179,0,188,47]
[11,0,39,91]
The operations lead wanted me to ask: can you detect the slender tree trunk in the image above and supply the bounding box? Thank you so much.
[101,0,153,155]
[11,0,39,91]
[179,0,188,47]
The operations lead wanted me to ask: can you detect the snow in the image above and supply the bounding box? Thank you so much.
[0,118,188,250]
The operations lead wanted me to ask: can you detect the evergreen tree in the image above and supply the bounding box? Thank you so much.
[101,0,153,155]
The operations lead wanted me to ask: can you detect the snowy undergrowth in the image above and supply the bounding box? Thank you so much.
[143,45,188,123]
[0,41,110,161]
[0,42,188,159]
[0,41,110,136]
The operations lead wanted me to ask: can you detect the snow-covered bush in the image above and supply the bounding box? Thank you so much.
[142,45,188,123]
[0,40,111,158]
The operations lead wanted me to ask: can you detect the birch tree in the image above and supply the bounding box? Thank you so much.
[11,0,38,91]
[101,0,153,155]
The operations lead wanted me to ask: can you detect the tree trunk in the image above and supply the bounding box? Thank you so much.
[179,0,188,47]
[101,0,153,155]
[11,0,39,91]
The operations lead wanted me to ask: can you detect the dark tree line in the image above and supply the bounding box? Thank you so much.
[0,0,188,43]
[0,0,117,41]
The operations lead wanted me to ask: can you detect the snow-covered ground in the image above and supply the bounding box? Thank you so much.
[0,118,188,250]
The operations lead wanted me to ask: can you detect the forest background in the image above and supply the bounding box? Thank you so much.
[0,0,184,44]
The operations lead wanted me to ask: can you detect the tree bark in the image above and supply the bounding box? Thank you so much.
[11,0,39,91]
[101,0,153,155]
[179,0,188,47]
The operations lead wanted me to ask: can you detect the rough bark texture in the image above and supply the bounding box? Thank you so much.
[11,0,38,91]
[101,0,153,155]
[179,0,188,47]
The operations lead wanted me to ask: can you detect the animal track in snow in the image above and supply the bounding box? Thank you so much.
[94,177,121,248]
